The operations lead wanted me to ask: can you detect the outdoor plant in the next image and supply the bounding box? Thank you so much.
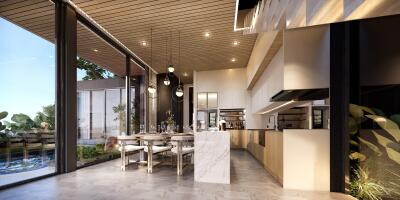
[112,103,140,134]
[164,110,175,126]
[34,104,55,130]
[349,104,400,199]
[350,166,390,200]
[113,103,126,134]
[0,111,9,143]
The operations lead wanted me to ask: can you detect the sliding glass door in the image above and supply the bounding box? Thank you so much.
[0,1,56,187]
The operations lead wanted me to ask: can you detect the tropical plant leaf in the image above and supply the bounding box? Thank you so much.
[0,111,8,120]
[349,116,358,135]
[386,148,400,165]
[358,137,382,156]
[361,106,376,115]
[390,114,400,127]
[372,130,394,147]
[366,115,400,142]
[350,104,364,120]
[372,108,386,117]
[350,152,366,161]
[350,139,359,147]
[387,142,400,152]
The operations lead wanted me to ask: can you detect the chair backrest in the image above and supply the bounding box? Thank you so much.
[170,136,194,147]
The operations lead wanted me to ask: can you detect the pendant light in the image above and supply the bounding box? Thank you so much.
[147,28,156,94]
[176,78,183,97]
[167,31,175,73]
[163,75,170,86]
[175,31,183,97]
[163,36,170,86]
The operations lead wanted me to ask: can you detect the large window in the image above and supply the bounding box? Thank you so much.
[348,15,400,200]
[0,1,56,187]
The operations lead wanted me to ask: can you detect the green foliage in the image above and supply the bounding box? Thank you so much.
[350,166,390,200]
[113,104,126,134]
[8,113,36,131]
[77,146,98,160]
[164,110,175,126]
[0,111,8,132]
[112,103,139,134]
[34,104,55,130]
[77,57,113,80]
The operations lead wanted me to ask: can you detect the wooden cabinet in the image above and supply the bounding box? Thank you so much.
[264,131,283,185]
[230,130,248,149]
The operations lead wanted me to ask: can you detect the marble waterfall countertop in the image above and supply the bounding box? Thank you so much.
[194,131,230,184]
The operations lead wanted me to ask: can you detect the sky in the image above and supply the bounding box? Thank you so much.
[0,17,86,121]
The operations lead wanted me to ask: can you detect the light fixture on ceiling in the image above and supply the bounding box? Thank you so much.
[164,74,170,86]
[176,84,183,97]
[233,41,239,46]
[231,58,237,62]
[204,32,210,38]
[141,41,147,46]
[182,72,188,77]
[93,49,98,52]
[148,28,157,94]
[176,31,183,98]
[166,31,175,74]
[168,64,175,73]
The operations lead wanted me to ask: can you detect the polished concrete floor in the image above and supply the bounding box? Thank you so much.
[0,150,355,200]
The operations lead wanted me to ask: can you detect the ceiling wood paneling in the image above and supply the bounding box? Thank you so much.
[0,0,257,82]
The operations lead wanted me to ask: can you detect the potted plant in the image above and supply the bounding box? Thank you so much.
[164,110,175,133]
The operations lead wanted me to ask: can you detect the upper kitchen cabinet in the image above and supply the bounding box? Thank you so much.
[249,24,330,114]
[194,69,247,110]
[283,25,330,90]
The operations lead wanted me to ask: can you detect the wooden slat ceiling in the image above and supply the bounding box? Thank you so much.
[73,0,257,83]
[0,0,257,83]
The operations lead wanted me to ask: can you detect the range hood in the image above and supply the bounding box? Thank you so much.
[270,88,329,102]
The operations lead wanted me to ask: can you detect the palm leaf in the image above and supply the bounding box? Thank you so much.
[366,115,400,142]
[358,136,382,156]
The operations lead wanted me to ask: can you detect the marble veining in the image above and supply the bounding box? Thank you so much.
[194,131,230,184]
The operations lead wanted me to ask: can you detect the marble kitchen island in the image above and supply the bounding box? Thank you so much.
[194,131,230,184]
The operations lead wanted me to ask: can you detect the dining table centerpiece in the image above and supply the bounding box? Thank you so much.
[165,110,175,133]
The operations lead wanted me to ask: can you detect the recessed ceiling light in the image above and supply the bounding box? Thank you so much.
[93,49,98,52]
[231,58,237,62]
[233,41,239,46]
[183,72,188,77]
[204,32,210,37]
[141,41,148,46]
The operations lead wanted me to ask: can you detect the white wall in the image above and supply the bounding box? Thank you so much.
[250,47,284,113]
[283,25,330,90]
[283,129,330,191]
[246,31,281,87]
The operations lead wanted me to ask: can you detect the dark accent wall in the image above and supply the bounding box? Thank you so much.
[189,87,194,127]
[157,73,183,132]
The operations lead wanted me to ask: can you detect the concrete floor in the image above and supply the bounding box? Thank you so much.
[0,150,355,200]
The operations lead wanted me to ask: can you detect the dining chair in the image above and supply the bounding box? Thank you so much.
[117,135,144,171]
[170,135,194,175]
[143,135,172,173]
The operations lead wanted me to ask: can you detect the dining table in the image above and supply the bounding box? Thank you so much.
[117,132,194,174]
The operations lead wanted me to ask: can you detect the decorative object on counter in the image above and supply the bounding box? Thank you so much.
[219,119,226,131]
[219,109,246,130]
[165,110,176,133]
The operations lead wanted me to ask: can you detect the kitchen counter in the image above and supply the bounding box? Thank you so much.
[194,131,230,184]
